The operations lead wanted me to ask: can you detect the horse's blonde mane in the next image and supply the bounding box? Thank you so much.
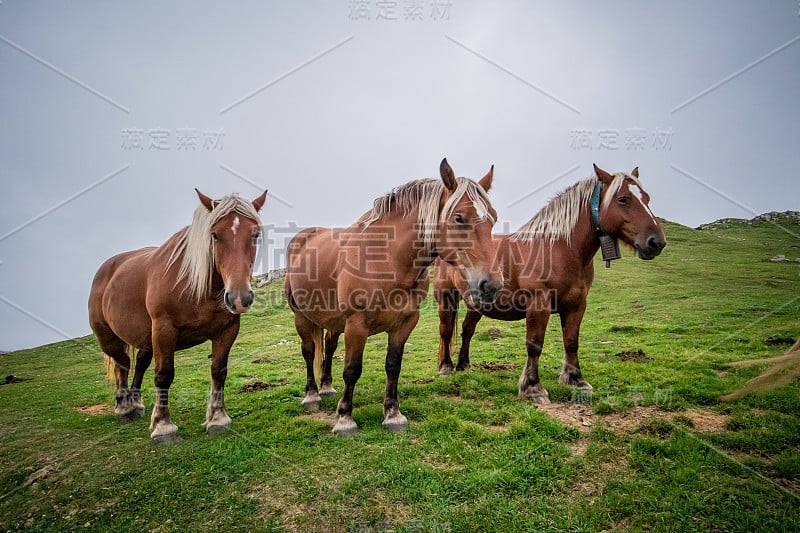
[167,194,262,301]
[511,173,640,244]
[359,177,495,246]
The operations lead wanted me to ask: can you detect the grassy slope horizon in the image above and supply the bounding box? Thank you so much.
[1,213,799,532]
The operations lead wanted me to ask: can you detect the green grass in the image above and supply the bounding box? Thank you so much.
[1,215,799,532]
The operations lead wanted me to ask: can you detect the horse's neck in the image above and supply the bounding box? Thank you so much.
[382,213,437,285]
[565,204,601,267]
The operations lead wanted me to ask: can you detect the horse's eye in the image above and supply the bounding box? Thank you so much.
[211,232,220,243]
[251,234,259,245]
[454,214,466,225]
[618,197,628,205]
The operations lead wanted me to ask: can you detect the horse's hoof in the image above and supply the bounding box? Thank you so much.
[319,385,337,398]
[301,393,321,412]
[152,432,183,445]
[116,409,144,424]
[206,423,229,435]
[520,386,551,404]
[382,414,409,433]
[332,417,358,437]
[438,365,454,376]
[455,364,471,372]
[150,421,179,444]
[204,413,231,435]
[559,372,593,390]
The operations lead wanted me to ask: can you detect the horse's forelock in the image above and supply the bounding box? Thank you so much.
[168,194,262,301]
[362,178,494,247]
[600,173,644,211]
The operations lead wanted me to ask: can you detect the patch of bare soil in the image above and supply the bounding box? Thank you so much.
[681,408,729,432]
[74,404,113,416]
[250,484,409,532]
[412,377,434,384]
[237,380,288,393]
[23,465,56,487]
[537,403,595,432]
[2,375,32,385]
[569,439,589,457]
[301,411,337,426]
[765,336,796,346]
[252,356,273,364]
[477,361,519,371]
[486,327,503,340]
[614,349,652,362]
[537,403,729,434]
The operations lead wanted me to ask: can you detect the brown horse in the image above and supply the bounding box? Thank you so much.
[286,158,503,436]
[89,189,267,443]
[434,164,666,403]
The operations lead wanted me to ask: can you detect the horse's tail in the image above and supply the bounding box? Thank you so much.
[104,345,136,383]
[312,326,325,383]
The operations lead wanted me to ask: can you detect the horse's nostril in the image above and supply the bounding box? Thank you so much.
[647,236,666,252]
[242,290,254,308]
[478,279,500,300]
[479,279,489,294]
[224,291,234,309]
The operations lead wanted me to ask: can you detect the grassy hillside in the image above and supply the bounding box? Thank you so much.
[1,216,799,532]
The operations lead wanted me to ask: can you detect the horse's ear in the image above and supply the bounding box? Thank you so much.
[440,158,457,192]
[593,164,614,185]
[631,166,639,179]
[196,188,215,212]
[252,190,268,212]
[478,165,494,192]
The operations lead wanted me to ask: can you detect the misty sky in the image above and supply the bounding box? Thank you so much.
[1,1,799,351]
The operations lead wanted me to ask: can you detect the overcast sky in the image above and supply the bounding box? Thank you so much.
[1,1,798,351]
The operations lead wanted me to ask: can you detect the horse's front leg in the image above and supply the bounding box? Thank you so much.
[332,316,368,437]
[149,320,180,444]
[204,317,241,435]
[456,309,482,372]
[382,312,420,432]
[558,301,592,391]
[519,305,551,404]
[435,288,460,376]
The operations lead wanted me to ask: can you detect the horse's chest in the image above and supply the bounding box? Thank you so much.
[173,310,236,349]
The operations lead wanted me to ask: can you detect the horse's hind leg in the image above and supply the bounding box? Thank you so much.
[129,349,152,419]
[319,331,339,397]
[558,302,593,391]
[94,326,138,422]
[149,320,180,444]
[295,314,323,411]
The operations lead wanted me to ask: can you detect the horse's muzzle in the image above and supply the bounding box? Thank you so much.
[478,278,502,304]
[224,289,255,314]
[636,235,666,260]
